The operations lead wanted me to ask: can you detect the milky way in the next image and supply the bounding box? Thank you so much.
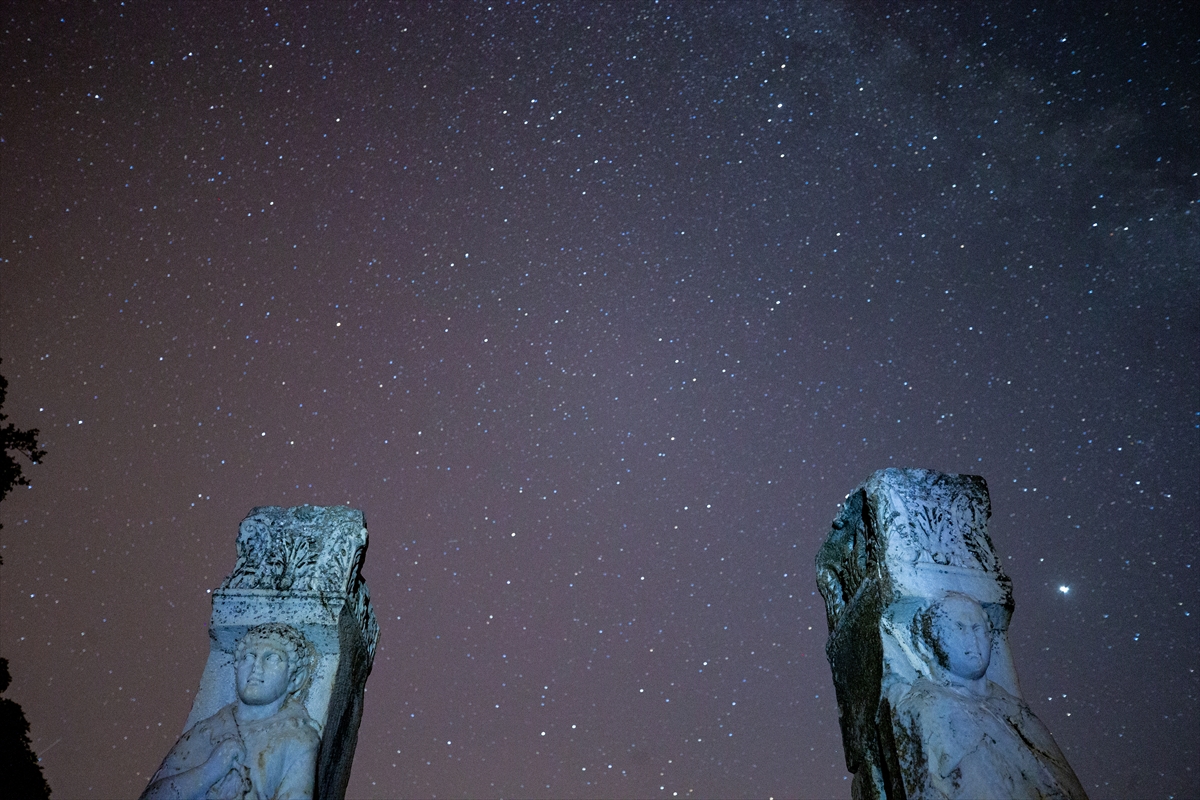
[1,3,1196,798]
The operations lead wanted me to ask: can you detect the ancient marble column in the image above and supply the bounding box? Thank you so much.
[142,505,379,800]
[815,468,1086,800]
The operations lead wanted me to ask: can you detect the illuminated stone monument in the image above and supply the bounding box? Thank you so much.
[815,468,1086,800]
[142,505,379,800]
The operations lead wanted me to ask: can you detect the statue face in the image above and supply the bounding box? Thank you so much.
[931,596,993,681]
[236,638,293,706]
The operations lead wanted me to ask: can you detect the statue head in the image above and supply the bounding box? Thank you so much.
[234,623,316,707]
[912,592,993,682]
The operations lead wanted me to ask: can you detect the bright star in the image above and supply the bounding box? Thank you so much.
[1058,585,1070,594]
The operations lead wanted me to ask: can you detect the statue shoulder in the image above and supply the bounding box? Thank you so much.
[180,703,238,743]
[273,701,322,746]
[895,676,947,716]
[149,703,239,784]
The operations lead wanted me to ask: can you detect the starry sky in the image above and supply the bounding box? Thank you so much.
[1,2,1196,798]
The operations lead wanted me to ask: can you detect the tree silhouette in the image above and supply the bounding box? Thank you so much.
[0,359,51,798]
[0,658,52,799]
[0,360,46,519]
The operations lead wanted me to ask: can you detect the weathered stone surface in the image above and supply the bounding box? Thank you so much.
[142,623,321,800]
[143,505,378,800]
[816,468,1086,800]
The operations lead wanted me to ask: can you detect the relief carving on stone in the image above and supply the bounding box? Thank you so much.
[223,505,368,595]
[816,468,1087,800]
[143,505,377,800]
[142,624,321,800]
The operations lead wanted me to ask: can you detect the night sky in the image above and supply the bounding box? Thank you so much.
[1,2,1196,798]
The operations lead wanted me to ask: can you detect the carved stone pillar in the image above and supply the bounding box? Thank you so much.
[147,505,378,800]
[815,469,1085,800]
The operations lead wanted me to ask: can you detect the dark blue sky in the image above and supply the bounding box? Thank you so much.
[1,2,1196,797]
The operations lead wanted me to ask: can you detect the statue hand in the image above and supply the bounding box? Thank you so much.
[209,765,250,800]
[210,737,247,772]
